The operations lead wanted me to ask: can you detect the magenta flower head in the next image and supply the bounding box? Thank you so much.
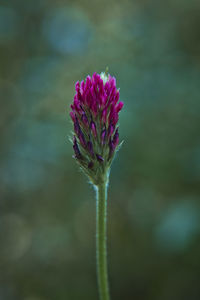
[70,72,124,185]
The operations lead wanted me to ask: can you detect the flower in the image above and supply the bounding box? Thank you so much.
[70,72,124,184]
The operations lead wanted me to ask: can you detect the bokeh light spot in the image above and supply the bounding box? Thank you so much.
[43,7,93,55]
[155,201,200,252]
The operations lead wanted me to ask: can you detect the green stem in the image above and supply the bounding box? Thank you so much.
[96,180,110,300]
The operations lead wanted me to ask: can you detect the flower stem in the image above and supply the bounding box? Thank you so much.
[96,179,110,300]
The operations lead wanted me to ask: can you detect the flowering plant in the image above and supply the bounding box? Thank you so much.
[70,72,123,185]
[70,72,123,300]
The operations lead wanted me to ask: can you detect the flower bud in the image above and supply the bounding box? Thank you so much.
[69,72,124,184]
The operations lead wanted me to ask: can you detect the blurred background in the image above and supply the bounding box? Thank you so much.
[0,0,200,299]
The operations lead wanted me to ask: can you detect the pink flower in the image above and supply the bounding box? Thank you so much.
[70,72,123,177]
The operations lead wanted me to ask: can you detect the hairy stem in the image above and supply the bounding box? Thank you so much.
[96,180,110,300]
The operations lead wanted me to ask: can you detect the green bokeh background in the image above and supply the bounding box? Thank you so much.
[1,0,200,299]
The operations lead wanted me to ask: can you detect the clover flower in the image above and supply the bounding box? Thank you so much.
[70,72,123,184]
[69,72,124,300]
